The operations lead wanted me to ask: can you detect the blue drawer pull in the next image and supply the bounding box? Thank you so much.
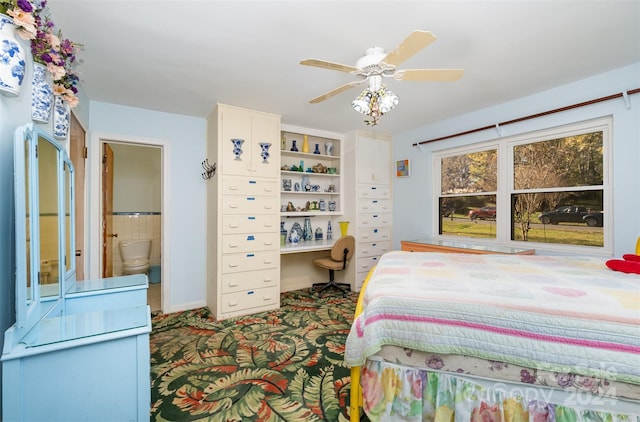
[248,216,256,220]
[249,180,257,184]
[247,197,256,201]
[372,243,377,246]
[371,187,377,190]
[373,214,378,218]
[247,235,255,241]
[374,229,378,233]
[372,200,378,203]
[247,291,255,295]
[247,253,255,257]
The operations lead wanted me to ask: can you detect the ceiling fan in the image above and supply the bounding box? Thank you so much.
[300,30,463,125]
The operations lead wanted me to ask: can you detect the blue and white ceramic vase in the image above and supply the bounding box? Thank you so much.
[0,14,26,97]
[231,138,244,160]
[303,218,312,241]
[31,63,53,123]
[259,142,271,163]
[53,95,70,140]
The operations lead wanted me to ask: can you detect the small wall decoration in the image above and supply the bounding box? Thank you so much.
[396,159,410,177]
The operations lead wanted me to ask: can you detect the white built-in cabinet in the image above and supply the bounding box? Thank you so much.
[344,131,393,291]
[207,104,281,320]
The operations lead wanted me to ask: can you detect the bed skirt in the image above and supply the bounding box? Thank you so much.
[360,359,640,422]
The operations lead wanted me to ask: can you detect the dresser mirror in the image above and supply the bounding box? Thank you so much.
[13,124,75,331]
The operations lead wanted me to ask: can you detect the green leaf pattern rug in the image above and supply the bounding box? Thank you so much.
[150,288,364,421]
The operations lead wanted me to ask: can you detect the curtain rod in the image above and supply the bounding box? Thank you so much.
[413,88,640,147]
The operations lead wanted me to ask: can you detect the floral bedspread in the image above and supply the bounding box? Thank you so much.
[345,251,640,386]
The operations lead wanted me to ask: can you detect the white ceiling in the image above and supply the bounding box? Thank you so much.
[48,0,640,136]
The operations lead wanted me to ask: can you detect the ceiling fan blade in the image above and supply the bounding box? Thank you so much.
[382,30,437,67]
[300,58,358,74]
[309,81,362,104]
[395,69,464,82]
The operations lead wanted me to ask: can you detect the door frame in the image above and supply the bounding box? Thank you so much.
[88,132,170,311]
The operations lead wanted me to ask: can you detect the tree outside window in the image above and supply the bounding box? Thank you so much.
[435,119,608,249]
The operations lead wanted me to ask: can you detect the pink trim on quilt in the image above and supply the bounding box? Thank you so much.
[361,314,640,354]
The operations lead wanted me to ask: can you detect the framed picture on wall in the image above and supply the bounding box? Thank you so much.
[396,159,410,177]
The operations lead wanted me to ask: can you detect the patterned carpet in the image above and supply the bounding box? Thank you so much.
[149,288,365,421]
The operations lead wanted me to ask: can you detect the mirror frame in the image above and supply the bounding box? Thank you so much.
[13,124,75,331]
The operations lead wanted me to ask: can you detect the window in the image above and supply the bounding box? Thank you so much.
[434,118,610,251]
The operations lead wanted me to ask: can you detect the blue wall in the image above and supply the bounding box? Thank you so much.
[392,63,640,256]
[88,101,207,312]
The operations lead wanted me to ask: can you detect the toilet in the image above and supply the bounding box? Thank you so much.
[119,239,152,275]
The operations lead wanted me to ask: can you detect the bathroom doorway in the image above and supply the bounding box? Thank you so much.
[100,141,163,312]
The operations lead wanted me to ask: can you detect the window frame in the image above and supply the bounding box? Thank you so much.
[432,117,612,255]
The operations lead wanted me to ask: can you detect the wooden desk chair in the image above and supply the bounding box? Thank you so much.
[312,235,355,297]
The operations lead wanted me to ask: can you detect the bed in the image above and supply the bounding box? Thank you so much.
[345,251,640,421]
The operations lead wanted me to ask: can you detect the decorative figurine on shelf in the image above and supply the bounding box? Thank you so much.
[303,218,313,241]
[282,179,292,191]
[294,182,300,192]
[289,222,303,243]
[325,142,334,156]
[281,134,286,150]
[313,143,321,154]
[286,201,296,212]
[312,162,327,173]
[302,175,311,191]
[310,201,319,210]
[231,138,245,160]
[327,221,333,240]
[319,199,326,211]
[259,142,271,163]
[315,227,323,240]
[280,222,287,246]
[328,200,336,211]
[302,135,310,153]
[290,140,298,152]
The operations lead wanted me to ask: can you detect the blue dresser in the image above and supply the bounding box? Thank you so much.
[2,125,151,421]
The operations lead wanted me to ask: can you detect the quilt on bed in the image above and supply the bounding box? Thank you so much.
[344,251,640,386]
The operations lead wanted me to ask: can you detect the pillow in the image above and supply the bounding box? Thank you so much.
[606,254,640,274]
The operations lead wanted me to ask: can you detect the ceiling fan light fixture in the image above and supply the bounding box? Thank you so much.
[351,84,399,125]
[377,87,399,114]
[351,89,373,115]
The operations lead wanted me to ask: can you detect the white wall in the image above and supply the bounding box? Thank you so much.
[110,143,162,213]
[88,101,207,313]
[392,63,640,257]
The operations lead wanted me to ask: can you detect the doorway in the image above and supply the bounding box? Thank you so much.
[100,140,164,312]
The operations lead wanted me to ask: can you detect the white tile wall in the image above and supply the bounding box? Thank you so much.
[112,214,162,278]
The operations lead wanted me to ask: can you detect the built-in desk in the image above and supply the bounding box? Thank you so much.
[280,238,336,254]
[401,238,535,255]
[280,239,345,291]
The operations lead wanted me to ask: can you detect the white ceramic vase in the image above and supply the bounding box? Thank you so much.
[31,63,53,123]
[0,13,26,97]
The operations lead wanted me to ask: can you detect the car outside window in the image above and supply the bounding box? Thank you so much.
[434,118,610,251]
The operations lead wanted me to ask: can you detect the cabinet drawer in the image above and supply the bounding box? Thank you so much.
[358,198,391,213]
[222,233,279,253]
[221,250,279,273]
[221,286,280,314]
[355,256,380,273]
[357,241,391,258]
[222,177,278,196]
[358,184,390,199]
[222,214,279,234]
[222,195,277,214]
[358,226,391,242]
[358,212,392,227]
[221,269,279,294]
